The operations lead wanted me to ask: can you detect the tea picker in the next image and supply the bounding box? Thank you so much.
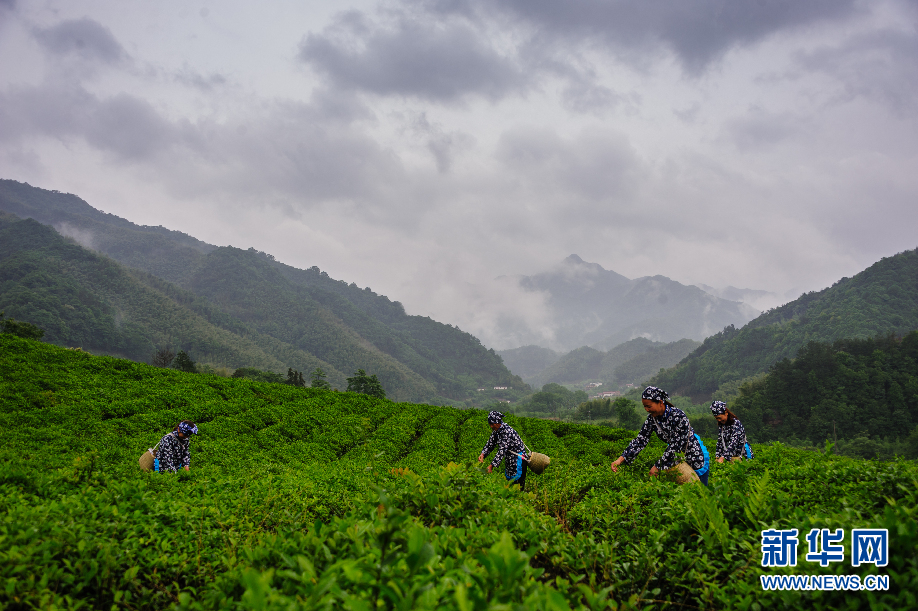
[478,411,550,491]
[610,386,710,485]
[711,401,754,463]
[139,420,198,473]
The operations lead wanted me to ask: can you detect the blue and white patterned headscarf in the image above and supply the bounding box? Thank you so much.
[710,401,727,416]
[487,411,503,424]
[178,421,198,435]
[641,386,673,406]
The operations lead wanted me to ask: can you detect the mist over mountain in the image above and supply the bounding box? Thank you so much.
[496,345,561,379]
[0,179,526,403]
[501,254,759,352]
[694,283,789,313]
[502,337,701,390]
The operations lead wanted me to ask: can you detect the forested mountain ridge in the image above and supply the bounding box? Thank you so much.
[0,178,214,285]
[733,331,918,452]
[651,247,918,401]
[0,180,526,402]
[0,216,348,387]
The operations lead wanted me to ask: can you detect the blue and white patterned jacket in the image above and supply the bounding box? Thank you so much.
[481,423,526,479]
[157,431,191,472]
[620,406,706,471]
[716,418,754,459]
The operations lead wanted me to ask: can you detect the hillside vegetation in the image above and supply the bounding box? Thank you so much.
[2,334,916,609]
[0,216,348,381]
[651,248,918,401]
[0,180,525,403]
[734,332,918,454]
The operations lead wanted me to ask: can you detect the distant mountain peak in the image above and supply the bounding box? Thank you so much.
[513,256,758,351]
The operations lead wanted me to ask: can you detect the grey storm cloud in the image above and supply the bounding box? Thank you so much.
[793,27,918,116]
[481,0,862,73]
[0,84,172,160]
[298,8,527,102]
[33,17,127,65]
[0,77,407,208]
[298,0,863,104]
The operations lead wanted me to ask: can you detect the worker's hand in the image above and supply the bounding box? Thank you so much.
[184,466,190,472]
[610,457,624,473]
[649,465,659,477]
[716,457,725,464]
[487,464,493,474]
[478,454,484,463]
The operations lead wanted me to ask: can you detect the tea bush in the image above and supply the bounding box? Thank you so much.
[2,334,916,609]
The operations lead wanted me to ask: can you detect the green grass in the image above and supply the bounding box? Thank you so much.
[2,334,917,610]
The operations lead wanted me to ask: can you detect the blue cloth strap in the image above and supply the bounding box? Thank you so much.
[507,454,523,482]
[694,433,710,477]
[745,442,752,459]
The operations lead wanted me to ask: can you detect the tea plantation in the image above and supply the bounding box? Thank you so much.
[1,334,916,610]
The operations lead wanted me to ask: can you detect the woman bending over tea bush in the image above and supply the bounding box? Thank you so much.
[478,411,530,491]
[711,401,754,463]
[156,420,198,473]
[611,386,710,485]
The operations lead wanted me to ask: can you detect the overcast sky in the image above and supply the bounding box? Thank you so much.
[2,0,917,349]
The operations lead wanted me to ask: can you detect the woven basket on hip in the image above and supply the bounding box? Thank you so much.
[730,456,743,463]
[527,452,551,475]
[666,461,700,484]
[139,450,154,471]
[139,442,159,472]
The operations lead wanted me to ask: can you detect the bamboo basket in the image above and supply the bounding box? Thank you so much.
[527,452,551,475]
[138,447,156,471]
[666,461,700,484]
[730,456,743,463]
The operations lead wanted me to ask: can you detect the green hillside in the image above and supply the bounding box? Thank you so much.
[651,248,918,401]
[2,335,916,609]
[0,180,525,402]
[0,179,214,285]
[0,216,348,386]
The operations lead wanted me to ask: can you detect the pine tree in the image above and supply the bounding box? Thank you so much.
[172,350,197,373]
[310,368,331,390]
[286,368,305,387]
[346,369,386,399]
